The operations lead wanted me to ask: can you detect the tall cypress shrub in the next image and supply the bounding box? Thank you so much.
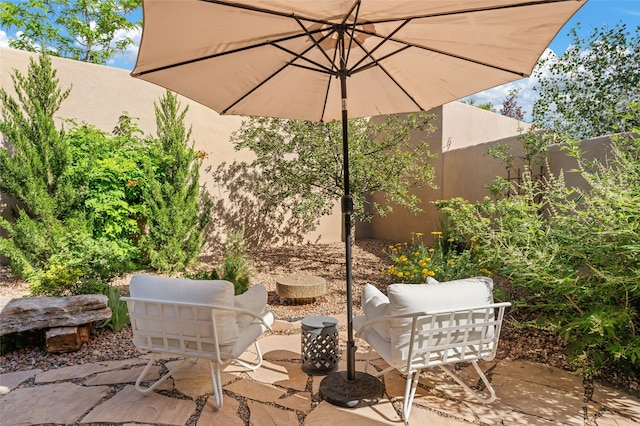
[139,91,211,272]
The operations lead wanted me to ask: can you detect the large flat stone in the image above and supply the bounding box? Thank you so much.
[0,369,42,395]
[247,360,309,391]
[276,391,312,412]
[168,359,237,399]
[276,274,326,301]
[0,382,109,425]
[304,399,403,425]
[271,319,301,333]
[466,401,561,425]
[83,364,161,386]
[248,399,298,425]
[259,334,303,360]
[35,358,144,383]
[197,395,243,426]
[491,373,584,423]
[81,385,196,425]
[224,379,286,403]
[493,358,584,393]
[0,295,111,336]
[592,383,640,423]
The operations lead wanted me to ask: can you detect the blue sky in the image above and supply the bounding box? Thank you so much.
[1,0,638,119]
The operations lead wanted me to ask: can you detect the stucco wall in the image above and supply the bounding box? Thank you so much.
[368,103,532,244]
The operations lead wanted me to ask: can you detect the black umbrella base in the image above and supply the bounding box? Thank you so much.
[319,371,385,408]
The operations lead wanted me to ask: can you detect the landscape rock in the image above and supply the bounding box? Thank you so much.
[0,294,111,336]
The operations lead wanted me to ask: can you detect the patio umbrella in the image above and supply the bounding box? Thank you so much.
[131,0,586,408]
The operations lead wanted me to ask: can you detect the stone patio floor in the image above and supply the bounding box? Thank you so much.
[1,314,639,425]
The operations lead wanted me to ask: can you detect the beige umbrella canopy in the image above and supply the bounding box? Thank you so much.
[132,0,586,408]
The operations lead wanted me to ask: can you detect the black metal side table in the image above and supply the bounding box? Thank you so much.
[301,315,339,375]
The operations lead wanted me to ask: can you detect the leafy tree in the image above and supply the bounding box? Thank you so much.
[0,54,74,221]
[462,98,496,112]
[501,88,524,121]
[533,23,640,140]
[227,113,436,229]
[0,0,140,64]
[139,91,211,273]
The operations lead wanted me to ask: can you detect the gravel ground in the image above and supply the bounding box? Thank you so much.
[1,239,638,396]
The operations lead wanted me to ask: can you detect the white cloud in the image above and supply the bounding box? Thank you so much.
[0,30,11,47]
[106,26,141,70]
[460,49,560,122]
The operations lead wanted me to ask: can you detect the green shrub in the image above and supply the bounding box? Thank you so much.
[0,57,211,295]
[186,229,251,295]
[384,231,489,283]
[138,91,211,273]
[435,130,640,376]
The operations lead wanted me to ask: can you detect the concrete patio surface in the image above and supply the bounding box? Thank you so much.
[1,315,639,425]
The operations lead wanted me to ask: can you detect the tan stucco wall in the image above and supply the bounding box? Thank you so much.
[368,103,531,244]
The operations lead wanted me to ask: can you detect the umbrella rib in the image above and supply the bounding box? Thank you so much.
[347,19,411,72]
[293,16,339,75]
[349,27,528,78]
[352,44,425,111]
[341,0,362,69]
[221,25,343,116]
[131,27,329,76]
[342,0,582,25]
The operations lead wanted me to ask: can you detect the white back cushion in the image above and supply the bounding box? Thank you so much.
[361,284,391,340]
[234,284,268,329]
[387,277,495,366]
[129,274,239,345]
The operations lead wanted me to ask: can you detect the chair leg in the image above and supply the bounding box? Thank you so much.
[402,369,422,425]
[440,361,496,404]
[231,340,264,371]
[208,360,224,410]
[134,355,190,394]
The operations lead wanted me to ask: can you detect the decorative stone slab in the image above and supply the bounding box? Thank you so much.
[0,369,42,395]
[247,399,298,425]
[276,274,326,303]
[81,385,196,425]
[35,358,144,383]
[0,294,111,336]
[0,382,109,425]
[197,395,243,426]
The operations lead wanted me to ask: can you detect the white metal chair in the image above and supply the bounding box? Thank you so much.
[354,277,510,424]
[123,274,274,410]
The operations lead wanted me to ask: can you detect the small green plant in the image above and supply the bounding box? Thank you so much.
[384,232,489,283]
[103,287,130,332]
[185,229,252,295]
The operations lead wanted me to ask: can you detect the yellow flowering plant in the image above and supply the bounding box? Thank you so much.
[384,232,489,283]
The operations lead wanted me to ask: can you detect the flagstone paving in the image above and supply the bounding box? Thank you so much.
[1,320,639,425]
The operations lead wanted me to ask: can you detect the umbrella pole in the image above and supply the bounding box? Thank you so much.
[318,28,384,409]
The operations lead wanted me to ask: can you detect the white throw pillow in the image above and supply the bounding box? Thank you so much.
[234,284,268,329]
[361,284,391,340]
